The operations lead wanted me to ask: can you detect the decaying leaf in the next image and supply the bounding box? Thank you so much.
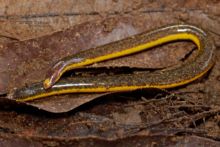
[0,15,210,113]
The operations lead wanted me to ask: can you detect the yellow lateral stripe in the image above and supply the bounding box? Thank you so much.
[65,33,201,72]
[18,60,212,102]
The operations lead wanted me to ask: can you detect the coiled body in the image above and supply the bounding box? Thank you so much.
[10,24,215,102]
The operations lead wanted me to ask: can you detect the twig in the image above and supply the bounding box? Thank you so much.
[168,105,211,109]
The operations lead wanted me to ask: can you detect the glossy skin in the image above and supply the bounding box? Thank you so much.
[10,24,215,102]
